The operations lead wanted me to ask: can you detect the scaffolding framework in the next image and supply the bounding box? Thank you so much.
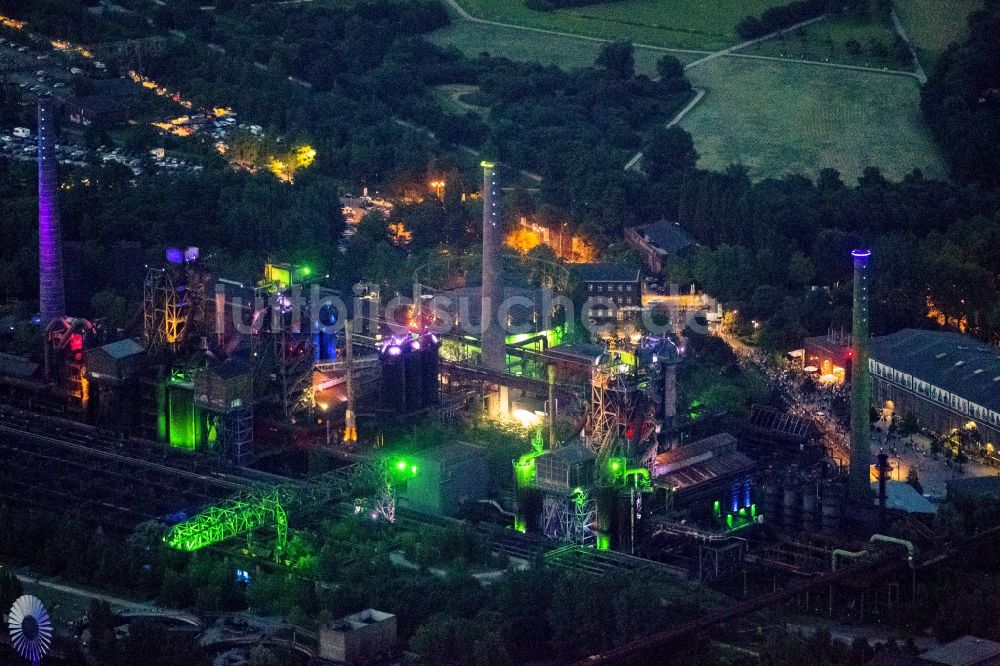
[698,538,746,583]
[164,489,287,555]
[541,488,595,545]
[589,367,620,454]
[589,365,652,457]
[249,283,316,422]
[276,325,314,421]
[207,406,253,467]
[143,265,209,354]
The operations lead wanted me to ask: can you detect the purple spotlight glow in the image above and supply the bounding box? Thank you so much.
[410,340,421,351]
[387,345,402,356]
[852,249,871,258]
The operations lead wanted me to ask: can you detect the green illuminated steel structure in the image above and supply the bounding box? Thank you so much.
[513,428,546,532]
[165,489,287,555]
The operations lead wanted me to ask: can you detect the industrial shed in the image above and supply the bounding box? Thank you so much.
[403,441,488,516]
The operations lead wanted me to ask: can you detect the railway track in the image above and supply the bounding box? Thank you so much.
[0,406,694,581]
[0,424,248,491]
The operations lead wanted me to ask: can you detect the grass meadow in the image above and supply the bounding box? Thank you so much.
[894,0,979,70]
[678,57,946,182]
[743,13,910,69]
[450,0,790,50]
[429,20,702,75]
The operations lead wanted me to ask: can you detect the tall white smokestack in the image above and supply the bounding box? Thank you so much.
[848,249,872,502]
[480,161,504,371]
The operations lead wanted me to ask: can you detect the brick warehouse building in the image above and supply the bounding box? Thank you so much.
[870,329,1000,450]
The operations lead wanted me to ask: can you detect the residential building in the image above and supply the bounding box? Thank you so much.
[576,263,642,328]
[625,220,697,274]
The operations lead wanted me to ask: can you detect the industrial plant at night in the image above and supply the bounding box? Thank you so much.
[0,1,999,665]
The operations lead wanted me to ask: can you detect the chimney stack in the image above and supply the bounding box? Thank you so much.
[877,451,889,509]
[480,161,504,372]
[848,249,872,502]
[37,98,65,326]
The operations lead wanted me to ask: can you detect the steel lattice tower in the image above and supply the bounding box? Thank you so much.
[143,264,209,354]
[849,249,872,501]
[480,161,505,371]
[37,99,65,325]
[589,366,621,455]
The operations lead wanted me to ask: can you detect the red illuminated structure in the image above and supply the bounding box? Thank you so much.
[44,317,97,411]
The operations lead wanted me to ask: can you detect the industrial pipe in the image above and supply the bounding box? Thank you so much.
[832,534,915,570]
[474,499,516,518]
[624,468,651,489]
[869,534,914,560]
[832,548,868,571]
[513,449,546,488]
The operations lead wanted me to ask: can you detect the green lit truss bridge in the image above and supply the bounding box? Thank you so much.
[163,457,415,555]
[164,489,287,554]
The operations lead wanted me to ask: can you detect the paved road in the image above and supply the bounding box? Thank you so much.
[722,51,922,80]
[442,0,921,82]
[684,14,829,70]
[392,117,544,183]
[18,574,154,610]
[17,573,201,627]
[890,10,927,84]
[624,87,705,172]
[873,430,1000,500]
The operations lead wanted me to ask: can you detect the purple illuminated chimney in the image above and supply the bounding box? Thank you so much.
[37,99,65,325]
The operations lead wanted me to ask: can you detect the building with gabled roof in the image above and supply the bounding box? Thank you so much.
[651,433,755,514]
[625,220,698,273]
[870,329,1000,450]
[84,338,146,385]
[916,635,1000,665]
[576,263,642,332]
